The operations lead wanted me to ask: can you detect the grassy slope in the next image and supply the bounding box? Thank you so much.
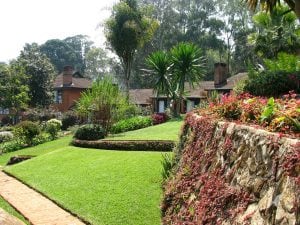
[0,196,29,224]
[0,120,182,224]
[106,119,183,141]
[0,136,72,166]
[6,148,165,225]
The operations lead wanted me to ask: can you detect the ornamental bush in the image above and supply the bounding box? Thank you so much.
[152,113,169,125]
[62,111,78,130]
[45,119,62,140]
[0,131,13,143]
[74,124,105,140]
[110,116,152,134]
[14,121,40,146]
[202,92,300,136]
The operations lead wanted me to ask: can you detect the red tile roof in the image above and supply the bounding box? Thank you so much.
[53,74,92,89]
[129,89,153,105]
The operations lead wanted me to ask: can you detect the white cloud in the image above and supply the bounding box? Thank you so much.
[0,0,118,62]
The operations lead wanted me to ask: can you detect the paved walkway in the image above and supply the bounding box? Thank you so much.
[0,171,86,225]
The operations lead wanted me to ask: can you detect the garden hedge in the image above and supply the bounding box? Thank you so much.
[72,139,175,151]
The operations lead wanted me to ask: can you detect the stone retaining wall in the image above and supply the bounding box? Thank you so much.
[162,113,299,225]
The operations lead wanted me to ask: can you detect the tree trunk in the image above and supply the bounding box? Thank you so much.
[295,0,300,21]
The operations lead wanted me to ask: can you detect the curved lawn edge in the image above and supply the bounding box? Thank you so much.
[72,139,175,151]
[2,171,92,225]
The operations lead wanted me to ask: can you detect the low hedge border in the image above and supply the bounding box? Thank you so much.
[72,139,175,151]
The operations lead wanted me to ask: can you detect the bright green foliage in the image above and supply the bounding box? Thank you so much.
[76,77,137,132]
[248,6,300,59]
[260,97,276,123]
[0,136,72,166]
[0,62,29,123]
[110,116,152,134]
[245,0,300,19]
[244,53,300,96]
[161,152,174,180]
[107,119,183,141]
[171,42,206,96]
[17,43,56,107]
[264,53,300,72]
[145,42,206,116]
[45,119,62,140]
[105,0,158,94]
[74,124,105,140]
[145,51,172,97]
[14,121,41,146]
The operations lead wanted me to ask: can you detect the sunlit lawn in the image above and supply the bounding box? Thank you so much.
[5,147,166,225]
[0,119,182,224]
[106,119,183,141]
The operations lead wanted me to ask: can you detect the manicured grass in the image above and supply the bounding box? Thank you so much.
[106,119,183,141]
[6,147,167,225]
[0,196,29,224]
[0,135,72,166]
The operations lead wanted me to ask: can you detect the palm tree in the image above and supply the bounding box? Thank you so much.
[245,0,300,19]
[145,51,172,97]
[170,42,206,116]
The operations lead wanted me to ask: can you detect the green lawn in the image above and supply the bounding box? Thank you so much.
[106,119,183,141]
[5,147,166,225]
[0,196,29,224]
[0,136,72,166]
[0,120,182,224]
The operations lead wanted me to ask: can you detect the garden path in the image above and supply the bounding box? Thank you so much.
[0,171,86,225]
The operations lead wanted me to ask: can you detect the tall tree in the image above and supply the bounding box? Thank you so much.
[40,35,93,74]
[104,0,158,96]
[18,43,56,108]
[0,62,29,123]
[85,47,110,80]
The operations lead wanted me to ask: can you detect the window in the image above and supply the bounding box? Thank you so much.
[54,90,62,104]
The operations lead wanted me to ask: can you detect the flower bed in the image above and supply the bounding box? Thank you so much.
[198,92,299,138]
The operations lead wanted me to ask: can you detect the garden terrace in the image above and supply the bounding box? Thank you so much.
[0,119,183,224]
[162,111,299,224]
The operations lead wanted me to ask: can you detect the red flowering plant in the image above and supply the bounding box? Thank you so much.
[196,91,300,137]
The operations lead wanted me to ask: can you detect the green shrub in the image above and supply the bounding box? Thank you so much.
[244,70,300,97]
[72,139,175,151]
[45,119,62,140]
[0,131,14,143]
[161,153,174,180]
[14,121,40,146]
[0,139,25,153]
[32,133,51,146]
[110,116,152,134]
[74,124,105,140]
[62,111,78,130]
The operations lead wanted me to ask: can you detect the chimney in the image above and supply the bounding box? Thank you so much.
[63,65,73,86]
[214,63,227,86]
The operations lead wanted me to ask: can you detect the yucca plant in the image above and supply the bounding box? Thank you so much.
[170,42,206,116]
[145,51,172,97]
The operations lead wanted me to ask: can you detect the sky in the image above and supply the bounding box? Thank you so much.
[0,0,118,63]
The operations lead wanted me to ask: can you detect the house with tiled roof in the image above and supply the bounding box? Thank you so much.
[128,63,248,113]
[51,63,247,114]
[52,66,92,112]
